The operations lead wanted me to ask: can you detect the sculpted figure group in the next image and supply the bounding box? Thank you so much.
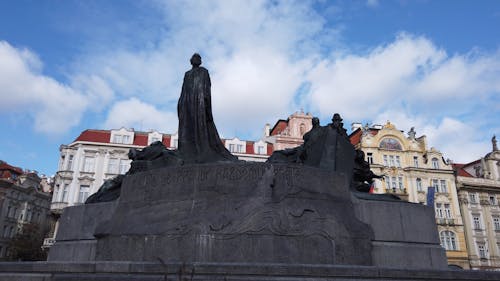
[86,53,382,204]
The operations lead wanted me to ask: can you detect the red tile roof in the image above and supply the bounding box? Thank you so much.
[0,161,23,181]
[349,129,362,145]
[74,130,111,143]
[452,163,474,177]
[270,120,288,136]
[133,134,148,146]
[246,142,255,154]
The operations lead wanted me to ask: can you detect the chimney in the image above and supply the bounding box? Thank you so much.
[264,123,271,137]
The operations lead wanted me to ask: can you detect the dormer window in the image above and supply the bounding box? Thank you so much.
[432,158,439,169]
[148,131,163,145]
[113,135,122,143]
[110,128,134,145]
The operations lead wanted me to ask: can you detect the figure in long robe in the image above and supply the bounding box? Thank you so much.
[177,53,237,163]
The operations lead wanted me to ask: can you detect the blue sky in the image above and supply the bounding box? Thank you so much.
[0,0,499,176]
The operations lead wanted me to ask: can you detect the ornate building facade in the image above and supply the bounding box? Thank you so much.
[454,137,500,270]
[264,111,313,150]
[44,128,273,248]
[0,161,52,259]
[349,122,469,269]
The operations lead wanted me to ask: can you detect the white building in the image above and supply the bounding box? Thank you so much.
[44,128,273,248]
[454,136,500,270]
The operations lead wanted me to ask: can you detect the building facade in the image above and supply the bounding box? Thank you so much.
[45,128,273,248]
[454,137,500,270]
[264,111,314,150]
[0,161,52,260]
[349,122,469,269]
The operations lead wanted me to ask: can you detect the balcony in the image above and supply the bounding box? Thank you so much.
[387,187,407,194]
[56,170,73,179]
[50,201,68,213]
[42,237,55,248]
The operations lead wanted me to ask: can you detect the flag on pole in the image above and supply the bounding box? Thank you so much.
[427,186,435,208]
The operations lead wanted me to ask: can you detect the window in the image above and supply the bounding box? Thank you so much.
[493,217,500,231]
[108,158,118,174]
[389,155,395,167]
[7,206,11,218]
[78,185,90,203]
[122,135,130,144]
[416,178,423,192]
[53,185,59,202]
[119,160,129,174]
[59,155,65,170]
[383,155,388,166]
[113,134,123,143]
[385,176,404,192]
[366,153,373,164]
[473,215,482,230]
[150,137,161,144]
[435,203,444,218]
[62,184,68,202]
[395,156,401,167]
[9,226,14,238]
[82,157,95,173]
[67,155,74,170]
[173,138,178,148]
[489,195,497,206]
[299,123,306,135]
[469,193,477,204]
[444,204,452,218]
[2,226,7,237]
[432,158,439,169]
[440,231,457,250]
[229,144,235,152]
[478,244,487,259]
[413,156,419,167]
[432,179,439,191]
[439,180,447,193]
[237,144,244,153]
[257,146,265,155]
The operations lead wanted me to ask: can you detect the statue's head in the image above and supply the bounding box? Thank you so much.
[190,53,202,67]
[332,113,342,123]
[312,117,320,127]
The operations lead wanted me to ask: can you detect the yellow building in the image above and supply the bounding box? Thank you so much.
[350,121,469,269]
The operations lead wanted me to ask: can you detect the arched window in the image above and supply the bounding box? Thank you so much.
[432,158,439,169]
[440,231,457,250]
[299,123,306,136]
[416,178,422,192]
[379,138,402,150]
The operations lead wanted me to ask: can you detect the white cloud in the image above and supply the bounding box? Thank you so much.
[103,98,178,133]
[70,0,333,138]
[306,33,500,161]
[373,110,492,163]
[2,1,498,164]
[0,41,88,134]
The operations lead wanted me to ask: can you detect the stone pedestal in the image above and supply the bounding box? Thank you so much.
[48,163,447,270]
[94,163,373,265]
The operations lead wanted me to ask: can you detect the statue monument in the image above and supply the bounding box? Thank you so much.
[14,53,496,281]
[177,53,237,163]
